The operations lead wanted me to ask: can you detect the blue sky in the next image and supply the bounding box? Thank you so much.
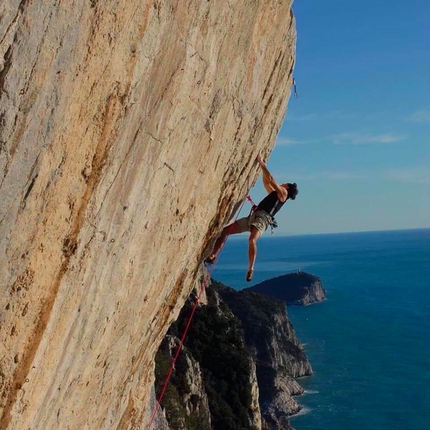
[247,0,430,235]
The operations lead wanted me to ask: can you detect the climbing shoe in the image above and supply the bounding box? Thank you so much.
[204,256,216,265]
[246,269,254,282]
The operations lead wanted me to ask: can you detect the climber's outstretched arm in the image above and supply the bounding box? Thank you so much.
[261,169,274,193]
[257,156,288,202]
[257,156,274,192]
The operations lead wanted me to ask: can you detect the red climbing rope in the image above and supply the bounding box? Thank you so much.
[147,197,251,429]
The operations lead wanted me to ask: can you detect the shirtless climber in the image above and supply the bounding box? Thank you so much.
[205,155,298,282]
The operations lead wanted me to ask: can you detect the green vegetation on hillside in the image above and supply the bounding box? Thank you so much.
[155,286,256,430]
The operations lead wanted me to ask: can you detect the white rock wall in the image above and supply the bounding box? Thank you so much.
[0,0,296,428]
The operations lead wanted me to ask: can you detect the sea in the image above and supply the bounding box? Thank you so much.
[211,228,430,430]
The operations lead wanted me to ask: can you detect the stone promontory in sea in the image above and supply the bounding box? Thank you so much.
[154,278,313,430]
[245,271,326,306]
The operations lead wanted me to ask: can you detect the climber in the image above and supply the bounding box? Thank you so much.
[205,155,298,282]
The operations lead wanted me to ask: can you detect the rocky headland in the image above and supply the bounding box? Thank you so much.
[246,271,326,306]
[155,278,312,430]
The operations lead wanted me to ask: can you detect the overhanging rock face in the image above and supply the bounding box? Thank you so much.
[0,1,296,428]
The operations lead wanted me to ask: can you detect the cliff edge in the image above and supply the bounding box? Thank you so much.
[0,1,296,428]
[155,279,311,430]
[215,281,312,428]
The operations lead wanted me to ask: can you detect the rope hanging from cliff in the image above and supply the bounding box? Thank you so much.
[147,197,249,430]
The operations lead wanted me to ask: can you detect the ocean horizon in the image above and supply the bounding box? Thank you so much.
[226,226,430,238]
[212,228,430,430]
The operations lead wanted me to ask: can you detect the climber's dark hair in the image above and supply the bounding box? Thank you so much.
[287,183,298,200]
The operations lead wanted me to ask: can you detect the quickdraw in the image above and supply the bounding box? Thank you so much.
[293,77,298,99]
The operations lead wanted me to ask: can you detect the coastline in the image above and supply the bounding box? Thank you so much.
[214,229,430,429]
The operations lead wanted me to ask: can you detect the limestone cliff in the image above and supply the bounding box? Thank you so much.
[155,285,261,429]
[155,335,212,430]
[155,280,312,430]
[214,281,312,429]
[0,0,296,428]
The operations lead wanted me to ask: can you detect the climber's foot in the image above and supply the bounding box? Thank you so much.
[246,269,254,282]
[204,255,216,265]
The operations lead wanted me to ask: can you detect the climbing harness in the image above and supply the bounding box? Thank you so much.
[247,195,278,236]
[293,78,298,99]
